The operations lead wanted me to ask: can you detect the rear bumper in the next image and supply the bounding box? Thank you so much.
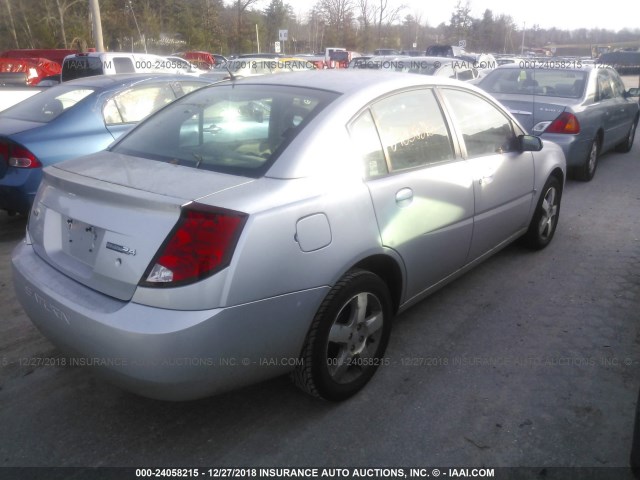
[0,167,41,214]
[11,241,328,400]
[540,133,590,168]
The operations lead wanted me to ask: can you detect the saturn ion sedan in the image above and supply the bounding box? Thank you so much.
[12,70,566,401]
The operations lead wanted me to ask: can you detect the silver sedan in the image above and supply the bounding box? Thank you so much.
[12,70,566,401]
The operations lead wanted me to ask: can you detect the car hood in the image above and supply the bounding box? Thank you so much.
[489,93,569,134]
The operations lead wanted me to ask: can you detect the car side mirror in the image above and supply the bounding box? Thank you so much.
[626,88,640,98]
[519,134,542,152]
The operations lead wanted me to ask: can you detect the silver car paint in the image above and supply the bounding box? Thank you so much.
[12,243,328,400]
[13,70,566,399]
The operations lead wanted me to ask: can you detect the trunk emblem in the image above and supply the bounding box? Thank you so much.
[106,242,137,256]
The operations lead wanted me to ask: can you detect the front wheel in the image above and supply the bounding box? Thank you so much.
[292,269,393,401]
[522,176,562,250]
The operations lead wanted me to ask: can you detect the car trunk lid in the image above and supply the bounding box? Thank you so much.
[490,94,567,134]
[29,151,253,301]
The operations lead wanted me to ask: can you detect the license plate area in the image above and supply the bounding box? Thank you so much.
[61,217,103,266]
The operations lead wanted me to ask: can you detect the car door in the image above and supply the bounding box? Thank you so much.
[349,88,475,303]
[605,70,637,148]
[595,69,625,150]
[439,87,535,261]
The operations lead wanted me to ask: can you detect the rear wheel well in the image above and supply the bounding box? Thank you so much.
[353,255,403,313]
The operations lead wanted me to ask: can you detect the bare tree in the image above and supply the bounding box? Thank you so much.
[319,0,354,46]
[2,0,20,48]
[19,1,36,49]
[357,0,375,51]
[55,0,83,48]
[374,0,404,44]
[234,0,259,52]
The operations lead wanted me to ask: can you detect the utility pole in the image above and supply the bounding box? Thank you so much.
[128,0,147,53]
[256,24,260,53]
[89,0,105,51]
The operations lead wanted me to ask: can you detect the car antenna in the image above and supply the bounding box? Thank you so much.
[225,63,237,81]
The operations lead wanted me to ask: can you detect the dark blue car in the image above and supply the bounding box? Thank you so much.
[0,73,213,215]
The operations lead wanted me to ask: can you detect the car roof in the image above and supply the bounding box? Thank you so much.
[60,73,209,89]
[229,69,475,97]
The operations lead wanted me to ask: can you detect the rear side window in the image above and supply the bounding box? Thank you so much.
[61,56,103,81]
[349,110,387,178]
[370,89,455,172]
[112,84,339,178]
[1,86,94,122]
[441,89,517,158]
[103,84,176,124]
[113,57,135,73]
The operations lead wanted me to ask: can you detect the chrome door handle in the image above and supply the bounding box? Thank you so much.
[395,188,413,206]
[479,175,494,185]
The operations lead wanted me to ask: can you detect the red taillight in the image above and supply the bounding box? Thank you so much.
[1,141,41,168]
[9,144,41,168]
[544,112,581,134]
[0,141,8,164]
[143,205,247,287]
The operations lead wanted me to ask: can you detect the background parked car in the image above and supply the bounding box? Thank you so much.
[353,55,479,81]
[12,71,565,402]
[60,52,194,81]
[477,64,640,180]
[0,73,213,215]
[200,57,315,81]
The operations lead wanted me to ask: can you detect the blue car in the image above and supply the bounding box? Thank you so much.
[0,74,213,214]
[476,63,640,181]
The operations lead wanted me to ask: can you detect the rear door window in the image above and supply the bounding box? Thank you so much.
[370,89,455,171]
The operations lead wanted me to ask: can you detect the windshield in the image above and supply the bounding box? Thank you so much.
[480,68,588,98]
[111,84,339,178]
[1,85,95,122]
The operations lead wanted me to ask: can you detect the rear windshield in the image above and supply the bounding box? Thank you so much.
[62,56,104,81]
[480,68,588,98]
[111,84,339,178]
[1,85,94,122]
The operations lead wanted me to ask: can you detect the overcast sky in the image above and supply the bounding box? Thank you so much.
[257,0,639,32]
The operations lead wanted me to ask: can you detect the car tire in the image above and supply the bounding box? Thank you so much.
[576,137,599,181]
[616,118,638,153]
[522,176,562,250]
[631,387,640,478]
[292,269,393,401]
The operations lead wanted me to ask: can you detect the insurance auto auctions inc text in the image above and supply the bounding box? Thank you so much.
[254,468,495,478]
